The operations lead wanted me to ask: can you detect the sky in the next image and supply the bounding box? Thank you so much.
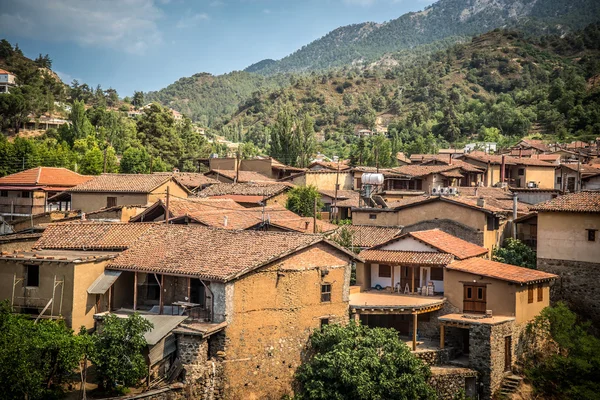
[0,0,435,96]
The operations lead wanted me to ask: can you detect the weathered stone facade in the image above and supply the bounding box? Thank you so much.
[428,367,478,400]
[402,219,484,246]
[537,258,600,328]
[414,348,453,366]
[176,334,225,400]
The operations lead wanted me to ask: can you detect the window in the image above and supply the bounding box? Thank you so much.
[518,168,525,176]
[477,287,484,300]
[106,197,117,208]
[537,284,543,302]
[320,284,331,302]
[466,287,473,299]
[0,190,7,197]
[21,191,31,198]
[25,264,39,287]
[378,264,391,278]
[320,318,329,329]
[430,267,444,281]
[556,176,562,185]
[587,229,597,242]
[528,285,534,303]
[369,214,377,220]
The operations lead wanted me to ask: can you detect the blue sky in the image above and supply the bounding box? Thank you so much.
[0,0,434,96]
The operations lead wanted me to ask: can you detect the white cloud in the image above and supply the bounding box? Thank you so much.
[0,0,164,55]
[176,12,209,29]
[343,0,377,6]
[263,8,271,14]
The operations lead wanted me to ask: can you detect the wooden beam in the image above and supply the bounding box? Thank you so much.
[133,272,138,311]
[412,312,418,351]
[108,285,112,312]
[159,274,164,315]
[411,266,415,294]
[391,265,395,293]
[440,324,445,349]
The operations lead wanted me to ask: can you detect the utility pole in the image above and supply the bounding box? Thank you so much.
[165,186,170,223]
[332,159,341,223]
[235,150,240,183]
[313,196,317,234]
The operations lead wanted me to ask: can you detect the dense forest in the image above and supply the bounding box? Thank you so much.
[219,24,600,167]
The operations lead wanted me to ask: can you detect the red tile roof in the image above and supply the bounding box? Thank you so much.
[0,167,92,188]
[197,182,291,198]
[209,170,275,183]
[309,161,352,171]
[463,153,555,167]
[68,174,182,193]
[153,172,217,189]
[387,164,465,178]
[518,139,551,152]
[530,191,600,213]
[330,225,402,248]
[34,222,155,250]
[107,225,356,281]
[403,229,488,260]
[447,258,557,284]
[359,249,454,265]
[319,190,360,208]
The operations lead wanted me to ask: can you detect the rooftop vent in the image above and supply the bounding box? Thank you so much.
[477,198,486,208]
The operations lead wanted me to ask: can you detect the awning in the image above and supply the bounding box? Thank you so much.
[87,270,122,294]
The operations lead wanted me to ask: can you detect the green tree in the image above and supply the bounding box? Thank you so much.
[492,238,537,269]
[80,146,104,175]
[286,185,323,217]
[523,302,600,399]
[270,106,299,166]
[132,91,144,108]
[295,322,436,400]
[69,100,93,143]
[0,302,81,400]
[296,113,316,168]
[0,92,29,133]
[120,147,150,173]
[91,313,153,391]
[136,103,182,167]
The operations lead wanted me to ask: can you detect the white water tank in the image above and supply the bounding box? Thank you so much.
[362,173,384,185]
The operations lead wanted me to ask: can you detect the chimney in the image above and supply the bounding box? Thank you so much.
[477,197,485,208]
[448,154,452,165]
[519,148,522,158]
[512,193,518,238]
[304,221,310,230]
[500,155,505,183]
[223,215,228,227]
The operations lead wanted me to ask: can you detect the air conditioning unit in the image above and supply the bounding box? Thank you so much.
[432,186,441,195]
[527,181,538,188]
[448,187,458,195]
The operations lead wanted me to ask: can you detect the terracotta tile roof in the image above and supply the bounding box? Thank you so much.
[359,249,454,265]
[331,225,402,248]
[153,172,217,189]
[384,195,507,214]
[107,225,356,281]
[68,174,179,193]
[197,182,291,198]
[441,170,465,179]
[396,152,411,164]
[33,222,155,250]
[447,258,557,284]
[209,170,275,183]
[530,191,600,213]
[308,161,351,171]
[463,153,555,167]
[530,154,560,162]
[319,190,360,208]
[420,158,484,173]
[566,141,589,149]
[387,164,464,178]
[518,139,551,152]
[0,69,11,74]
[403,229,488,260]
[0,167,92,187]
[561,164,600,177]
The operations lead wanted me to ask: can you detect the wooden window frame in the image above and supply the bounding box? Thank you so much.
[587,229,597,242]
[0,190,7,197]
[528,285,534,303]
[537,283,543,302]
[106,196,118,208]
[321,283,332,303]
[369,214,377,220]
[378,264,391,278]
[21,191,31,199]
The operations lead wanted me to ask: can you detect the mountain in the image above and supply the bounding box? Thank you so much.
[223,24,600,158]
[248,0,600,75]
[244,59,277,73]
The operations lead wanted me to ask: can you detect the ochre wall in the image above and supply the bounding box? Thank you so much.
[524,166,555,189]
[515,283,550,324]
[71,260,111,330]
[444,269,516,318]
[223,243,351,399]
[537,212,600,263]
[72,192,149,213]
[303,172,353,190]
[148,181,189,203]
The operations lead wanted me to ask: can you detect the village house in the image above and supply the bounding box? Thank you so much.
[59,174,190,213]
[396,152,412,165]
[103,225,360,399]
[308,160,351,171]
[352,188,529,255]
[0,222,155,329]
[0,167,92,219]
[205,169,275,183]
[382,163,484,193]
[0,232,43,253]
[153,172,218,193]
[208,156,304,181]
[196,182,292,207]
[531,191,600,328]
[460,152,556,189]
[554,163,600,192]
[318,189,360,220]
[0,68,16,93]
[282,169,354,191]
[511,139,551,155]
[328,225,402,251]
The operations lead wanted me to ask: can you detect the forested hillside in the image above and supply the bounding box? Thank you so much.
[248,0,600,75]
[223,24,600,166]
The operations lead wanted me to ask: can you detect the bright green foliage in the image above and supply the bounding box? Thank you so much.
[295,322,436,400]
[0,302,81,400]
[120,147,151,174]
[524,302,600,399]
[270,106,300,166]
[331,225,355,251]
[492,238,537,269]
[132,91,144,108]
[296,113,317,168]
[91,313,153,390]
[286,185,323,218]
[136,103,182,168]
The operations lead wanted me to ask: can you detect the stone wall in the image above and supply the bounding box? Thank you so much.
[415,302,461,341]
[537,258,600,329]
[402,219,484,246]
[176,334,225,400]
[414,348,453,366]
[428,367,478,400]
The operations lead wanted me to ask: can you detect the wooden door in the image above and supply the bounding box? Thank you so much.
[504,336,512,371]
[400,266,420,293]
[463,285,486,313]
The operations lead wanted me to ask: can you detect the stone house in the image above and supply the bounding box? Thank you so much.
[460,152,556,189]
[282,170,354,191]
[554,163,600,192]
[60,174,190,213]
[327,225,402,251]
[382,163,484,192]
[153,172,218,193]
[0,167,92,219]
[318,189,360,220]
[196,182,292,208]
[0,222,154,329]
[531,191,600,328]
[208,157,304,181]
[205,169,276,184]
[105,225,360,399]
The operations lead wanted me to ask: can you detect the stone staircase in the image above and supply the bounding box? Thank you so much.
[498,374,523,398]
